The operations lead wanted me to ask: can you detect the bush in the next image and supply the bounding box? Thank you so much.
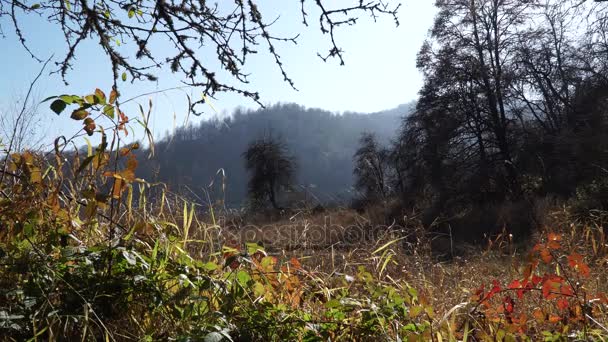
[570,178,608,222]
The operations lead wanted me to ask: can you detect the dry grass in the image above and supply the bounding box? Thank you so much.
[206,204,608,330]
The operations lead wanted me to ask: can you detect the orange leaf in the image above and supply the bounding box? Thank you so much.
[533,308,545,322]
[567,252,590,277]
[111,178,125,199]
[289,257,302,270]
[540,248,553,263]
[561,285,574,297]
[109,88,118,104]
[547,240,561,250]
[547,233,562,242]
[548,314,561,323]
[126,155,138,172]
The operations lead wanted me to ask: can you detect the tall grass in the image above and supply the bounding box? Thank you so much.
[1,89,608,341]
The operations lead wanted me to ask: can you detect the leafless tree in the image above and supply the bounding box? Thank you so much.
[0,0,399,110]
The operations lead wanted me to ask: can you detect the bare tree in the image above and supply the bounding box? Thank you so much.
[0,0,399,110]
[353,132,391,202]
[0,92,47,154]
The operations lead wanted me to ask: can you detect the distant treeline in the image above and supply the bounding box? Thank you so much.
[136,103,413,207]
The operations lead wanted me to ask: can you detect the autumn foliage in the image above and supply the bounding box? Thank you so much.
[1,89,608,341]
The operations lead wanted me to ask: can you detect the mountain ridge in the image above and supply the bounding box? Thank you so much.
[137,102,415,207]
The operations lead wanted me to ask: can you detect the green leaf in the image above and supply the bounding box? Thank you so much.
[103,105,115,119]
[71,109,89,120]
[122,72,127,82]
[23,222,35,237]
[246,242,264,255]
[325,299,341,309]
[50,99,67,115]
[253,282,265,297]
[408,287,418,299]
[59,95,81,104]
[30,4,41,9]
[202,261,218,271]
[128,8,135,18]
[236,270,251,286]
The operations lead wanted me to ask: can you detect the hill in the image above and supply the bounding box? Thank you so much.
[137,102,414,207]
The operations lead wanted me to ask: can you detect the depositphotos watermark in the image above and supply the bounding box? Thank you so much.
[216,217,408,247]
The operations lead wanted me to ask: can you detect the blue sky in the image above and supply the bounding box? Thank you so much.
[0,1,436,145]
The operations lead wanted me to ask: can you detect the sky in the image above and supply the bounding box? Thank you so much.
[0,1,437,146]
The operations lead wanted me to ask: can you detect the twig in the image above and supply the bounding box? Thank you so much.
[0,55,53,187]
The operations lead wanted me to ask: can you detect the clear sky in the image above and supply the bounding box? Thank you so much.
[0,1,437,145]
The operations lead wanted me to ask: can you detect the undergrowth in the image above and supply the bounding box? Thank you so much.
[0,88,608,341]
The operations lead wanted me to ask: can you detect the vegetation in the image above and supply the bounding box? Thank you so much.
[135,103,408,207]
[353,132,391,205]
[347,0,608,241]
[1,0,608,340]
[243,135,296,210]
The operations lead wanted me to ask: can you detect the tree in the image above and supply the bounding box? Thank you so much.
[387,0,608,233]
[353,132,391,202]
[1,0,399,109]
[243,135,295,209]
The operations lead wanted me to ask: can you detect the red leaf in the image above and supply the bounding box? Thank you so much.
[561,285,574,297]
[557,298,569,310]
[542,275,564,300]
[504,295,515,314]
[508,279,521,289]
[487,280,501,300]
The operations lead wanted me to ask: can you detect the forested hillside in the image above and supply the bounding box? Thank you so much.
[137,103,414,206]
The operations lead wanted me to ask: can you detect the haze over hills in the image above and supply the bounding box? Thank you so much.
[137,102,415,207]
